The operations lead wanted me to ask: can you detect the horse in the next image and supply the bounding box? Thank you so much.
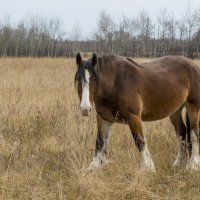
[74,53,200,172]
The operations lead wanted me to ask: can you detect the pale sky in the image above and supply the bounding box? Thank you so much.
[1,0,200,37]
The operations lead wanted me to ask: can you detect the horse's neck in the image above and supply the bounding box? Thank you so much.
[95,69,116,99]
[96,59,140,98]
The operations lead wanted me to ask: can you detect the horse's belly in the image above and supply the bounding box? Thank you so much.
[141,85,188,121]
[141,110,172,121]
[141,98,186,121]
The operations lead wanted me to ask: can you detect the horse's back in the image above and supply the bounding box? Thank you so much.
[137,56,200,120]
[141,56,200,98]
[141,56,199,72]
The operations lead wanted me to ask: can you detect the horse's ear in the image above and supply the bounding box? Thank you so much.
[91,53,97,67]
[76,53,82,67]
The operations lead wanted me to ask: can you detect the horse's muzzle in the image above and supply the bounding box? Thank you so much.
[80,106,91,116]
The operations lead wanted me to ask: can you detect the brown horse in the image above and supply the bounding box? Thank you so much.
[75,53,200,172]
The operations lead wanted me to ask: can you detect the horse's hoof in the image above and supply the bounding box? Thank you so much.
[86,166,98,173]
[173,159,186,167]
[86,156,111,172]
[140,167,156,173]
[173,160,180,167]
[140,162,156,173]
[86,161,103,172]
[186,157,200,170]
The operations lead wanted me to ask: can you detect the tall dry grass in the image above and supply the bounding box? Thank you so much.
[0,57,199,199]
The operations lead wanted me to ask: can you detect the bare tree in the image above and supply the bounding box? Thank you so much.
[114,15,133,55]
[95,10,116,53]
[136,10,154,56]
[156,10,170,55]
[0,9,200,58]
[69,23,82,56]
[184,4,198,57]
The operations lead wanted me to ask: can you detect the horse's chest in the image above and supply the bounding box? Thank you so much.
[95,103,116,122]
[95,101,125,123]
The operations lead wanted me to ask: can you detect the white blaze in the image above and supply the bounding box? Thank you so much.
[80,69,91,111]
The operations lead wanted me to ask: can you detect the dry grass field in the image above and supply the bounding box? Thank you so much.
[0,57,199,199]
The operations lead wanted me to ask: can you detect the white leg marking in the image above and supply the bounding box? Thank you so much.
[80,69,91,111]
[140,143,155,172]
[87,152,110,171]
[87,119,112,171]
[186,130,200,170]
[173,136,186,166]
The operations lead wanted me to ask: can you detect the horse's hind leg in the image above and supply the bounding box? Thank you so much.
[170,106,187,166]
[127,114,155,172]
[87,114,113,171]
[185,103,200,170]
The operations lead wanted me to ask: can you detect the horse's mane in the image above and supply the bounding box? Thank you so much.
[126,57,143,68]
[96,56,103,72]
[97,56,143,71]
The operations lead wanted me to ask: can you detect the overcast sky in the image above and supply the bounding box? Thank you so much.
[1,0,200,37]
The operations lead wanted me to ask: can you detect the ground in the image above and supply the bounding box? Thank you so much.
[0,57,199,199]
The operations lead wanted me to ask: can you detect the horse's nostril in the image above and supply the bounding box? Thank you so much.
[82,110,89,116]
[80,105,91,116]
[80,105,91,111]
[81,108,89,116]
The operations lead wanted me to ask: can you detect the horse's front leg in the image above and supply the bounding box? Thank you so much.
[127,114,155,172]
[88,114,113,171]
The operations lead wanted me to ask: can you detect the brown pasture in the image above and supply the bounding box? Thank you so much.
[0,58,199,199]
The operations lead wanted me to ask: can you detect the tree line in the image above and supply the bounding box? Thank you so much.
[1,8,200,58]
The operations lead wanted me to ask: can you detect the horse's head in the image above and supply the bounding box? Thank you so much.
[75,53,98,116]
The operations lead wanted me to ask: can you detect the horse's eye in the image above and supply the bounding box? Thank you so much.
[76,75,81,81]
[90,76,96,82]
